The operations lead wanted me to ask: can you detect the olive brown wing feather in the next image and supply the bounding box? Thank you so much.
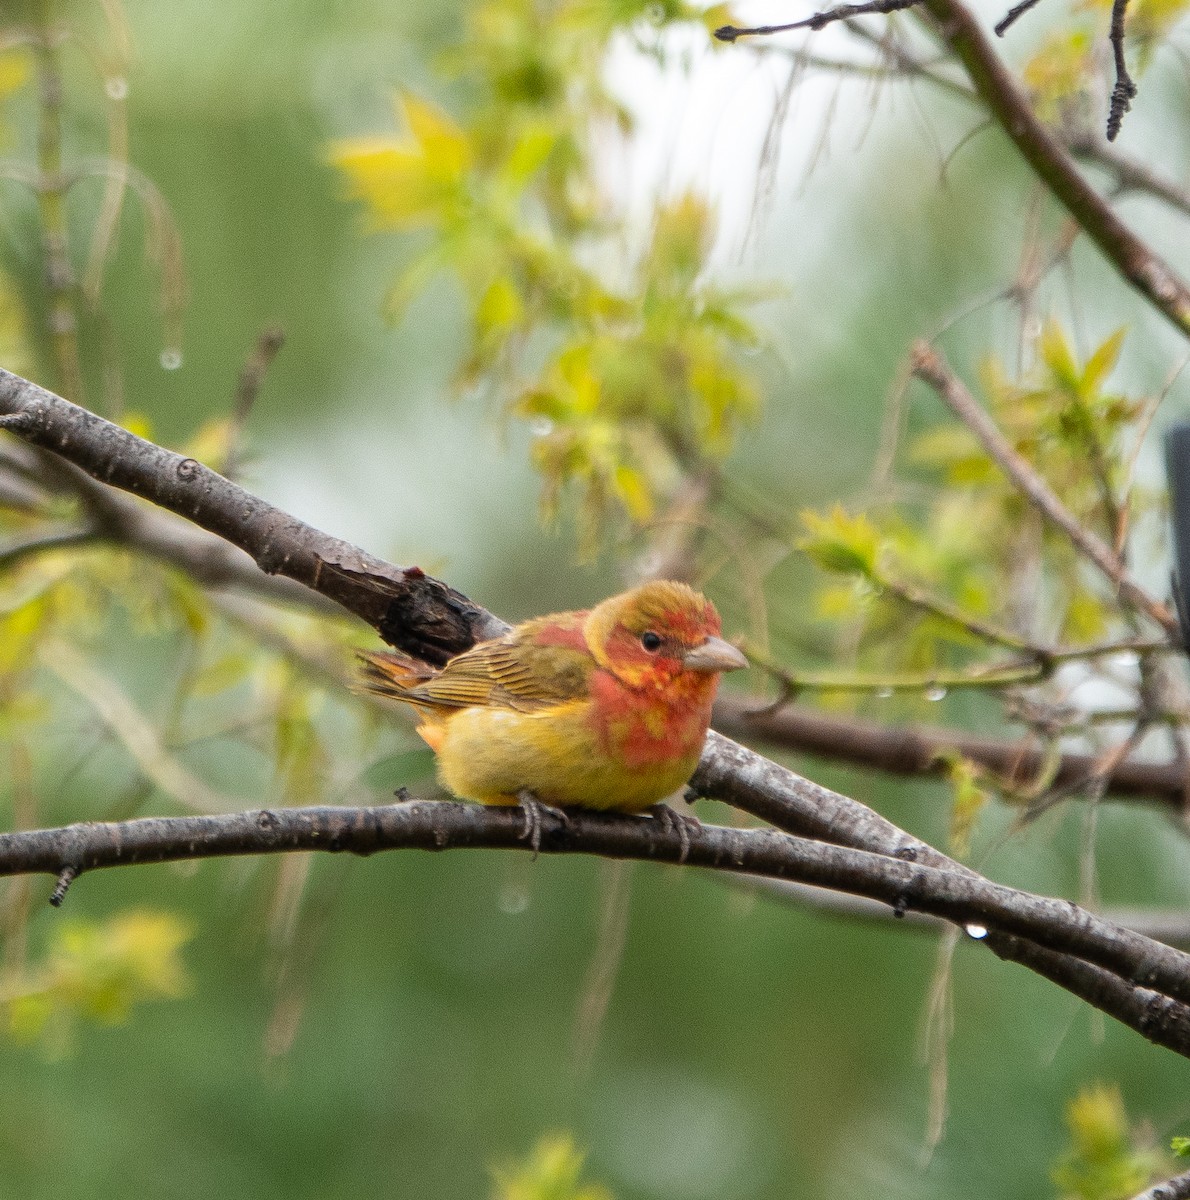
[360,632,594,714]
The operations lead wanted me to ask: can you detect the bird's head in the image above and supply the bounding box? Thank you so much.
[583,580,747,693]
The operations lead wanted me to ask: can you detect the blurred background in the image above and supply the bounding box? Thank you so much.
[1,0,1189,1196]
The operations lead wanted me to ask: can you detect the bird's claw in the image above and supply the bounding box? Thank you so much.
[646,802,701,864]
[515,791,570,857]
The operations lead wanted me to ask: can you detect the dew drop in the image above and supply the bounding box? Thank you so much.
[876,687,894,700]
[498,882,529,915]
[105,76,129,100]
[529,417,553,437]
[160,348,183,371]
[965,923,988,939]
[925,685,947,702]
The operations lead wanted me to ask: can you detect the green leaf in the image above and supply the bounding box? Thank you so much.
[611,463,654,522]
[490,1133,614,1200]
[1039,319,1080,392]
[939,752,988,858]
[1172,1137,1190,1159]
[1081,328,1126,396]
[1050,1083,1162,1200]
[798,507,881,578]
[4,910,192,1057]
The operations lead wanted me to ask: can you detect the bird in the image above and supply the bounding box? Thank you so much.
[358,580,747,835]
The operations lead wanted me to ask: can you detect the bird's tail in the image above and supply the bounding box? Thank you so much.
[356,649,438,708]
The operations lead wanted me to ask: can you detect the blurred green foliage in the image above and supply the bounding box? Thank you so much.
[2,910,191,1057]
[330,0,765,551]
[491,1133,614,1200]
[1050,1083,1164,1200]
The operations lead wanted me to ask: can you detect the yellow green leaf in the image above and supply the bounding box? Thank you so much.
[0,51,29,99]
[1022,31,1093,120]
[330,138,444,229]
[939,753,988,858]
[798,507,881,578]
[611,464,653,522]
[477,275,525,334]
[500,123,558,189]
[120,411,154,440]
[397,91,472,179]
[490,1133,614,1200]
[1039,319,1080,392]
[184,415,234,467]
[4,910,192,1055]
[1082,327,1126,395]
[1050,1082,1165,1200]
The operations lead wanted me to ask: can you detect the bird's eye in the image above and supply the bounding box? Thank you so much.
[640,631,662,652]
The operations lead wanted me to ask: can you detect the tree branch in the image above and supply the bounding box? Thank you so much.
[920,0,1190,337]
[1067,130,1190,220]
[1130,1169,1190,1200]
[715,0,921,41]
[5,798,1190,1054]
[1106,0,1137,143]
[6,368,1190,1053]
[0,367,506,661]
[910,341,1179,637]
[713,693,1189,810]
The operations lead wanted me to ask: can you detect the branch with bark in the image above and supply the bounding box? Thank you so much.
[717,0,1190,339]
[4,368,1190,1058]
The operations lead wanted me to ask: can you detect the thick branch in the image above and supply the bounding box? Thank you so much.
[1131,1169,1190,1200]
[5,799,1190,1053]
[0,368,506,663]
[713,693,1189,809]
[920,0,1190,338]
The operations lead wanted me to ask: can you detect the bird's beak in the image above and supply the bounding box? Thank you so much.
[683,636,749,673]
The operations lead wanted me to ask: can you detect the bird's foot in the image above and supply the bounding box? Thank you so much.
[515,790,571,857]
[646,802,701,864]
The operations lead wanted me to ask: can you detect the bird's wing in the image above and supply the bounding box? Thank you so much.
[406,616,595,713]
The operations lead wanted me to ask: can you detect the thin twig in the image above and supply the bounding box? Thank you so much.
[1065,131,1190,221]
[877,573,1039,653]
[910,341,1179,637]
[993,0,1044,36]
[1106,0,1137,142]
[1023,721,1149,818]
[39,640,239,814]
[33,7,85,405]
[0,524,95,571]
[735,874,1190,948]
[224,326,285,480]
[716,0,922,42]
[747,647,1049,695]
[841,13,1190,218]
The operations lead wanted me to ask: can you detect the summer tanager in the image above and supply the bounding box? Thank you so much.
[358,580,747,812]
